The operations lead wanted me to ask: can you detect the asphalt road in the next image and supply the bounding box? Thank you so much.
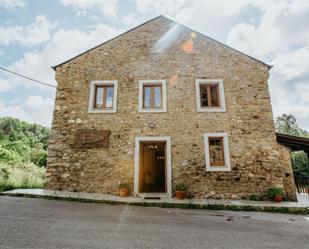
[0,196,308,249]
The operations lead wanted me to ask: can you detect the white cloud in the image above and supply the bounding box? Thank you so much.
[5,23,122,91]
[61,0,118,18]
[0,22,122,127]
[121,14,143,27]
[0,0,25,9]
[0,15,55,46]
[272,47,309,81]
[226,1,309,59]
[0,79,11,92]
[222,0,309,130]
[0,96,54,127]
[133,0,263,43]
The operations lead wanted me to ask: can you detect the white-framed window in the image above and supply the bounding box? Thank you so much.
[138,80,167,113]
[204,132,231,172]
[88,80,118,113]
[195,79,226,112]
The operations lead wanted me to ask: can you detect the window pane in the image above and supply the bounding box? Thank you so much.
[95,87,104,108]
[144,87,151,108]
[209,137,224,166]
[200,85,208,107]
[154,86,161,107]
[210,85,219,107]
[105,87,114,108]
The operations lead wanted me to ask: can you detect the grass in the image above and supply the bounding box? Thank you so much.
[0,163,45,192]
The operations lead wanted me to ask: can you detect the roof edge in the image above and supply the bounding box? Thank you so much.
[51,15,272,71]
[51,15,164,71]
[161,16,273,70]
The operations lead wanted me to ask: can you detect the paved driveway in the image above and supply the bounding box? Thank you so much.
[0,196,308,249]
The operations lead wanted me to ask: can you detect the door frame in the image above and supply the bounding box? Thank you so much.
[134,136,172,198]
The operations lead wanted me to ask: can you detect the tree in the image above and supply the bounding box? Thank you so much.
[0,117,49,167]
[275,114,306,136]
[291,151,309,176]
[275,114,309,176]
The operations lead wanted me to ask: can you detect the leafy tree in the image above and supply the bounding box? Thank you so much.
[291,151,309,176]
[0,117,49,167]
[275,114,306,136]
[275,114,309,176]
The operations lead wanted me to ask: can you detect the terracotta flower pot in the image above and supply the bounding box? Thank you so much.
[273,195,282,202]
[119,188,129,197]
[175,191,186,200]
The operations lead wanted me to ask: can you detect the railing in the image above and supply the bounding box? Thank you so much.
[294,175,309,193]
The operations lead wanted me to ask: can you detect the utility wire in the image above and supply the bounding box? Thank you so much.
[0,66,56,88]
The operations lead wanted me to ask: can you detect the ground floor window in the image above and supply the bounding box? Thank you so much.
[204,132,231,171]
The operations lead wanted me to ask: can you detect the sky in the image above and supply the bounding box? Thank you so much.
[0,0,308,130]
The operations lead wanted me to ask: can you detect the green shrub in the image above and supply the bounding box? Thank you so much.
[0,117,49,168]
[249,194,262,201]
[0,145,23,164]
[292,151,309,176]
[266,187,284,199]
[30,150,47,167]
[174,183,188,192]
[0,163,45,192]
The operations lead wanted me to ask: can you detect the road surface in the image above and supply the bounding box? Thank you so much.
[0,196,308,249]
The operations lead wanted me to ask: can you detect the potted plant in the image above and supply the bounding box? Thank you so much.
[174,183,188,200]
[118,183,130,197]
[267,187,284,202]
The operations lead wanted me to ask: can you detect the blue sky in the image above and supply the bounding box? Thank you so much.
[0,0,308,130]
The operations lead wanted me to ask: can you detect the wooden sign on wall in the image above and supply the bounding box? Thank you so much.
[73,129,110,148]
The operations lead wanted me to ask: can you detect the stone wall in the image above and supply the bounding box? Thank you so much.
[45,16,297,200]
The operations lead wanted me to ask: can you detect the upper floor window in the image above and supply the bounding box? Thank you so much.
[204,132,231,171]
[195,79,226,112]
[138,80,167,113]
[88,80,118,113]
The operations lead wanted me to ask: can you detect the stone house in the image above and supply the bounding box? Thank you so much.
[45,16,296,200]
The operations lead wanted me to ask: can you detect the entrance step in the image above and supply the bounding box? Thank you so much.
[144,197,161,200]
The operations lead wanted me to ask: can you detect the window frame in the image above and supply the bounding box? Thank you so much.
[88,80,118,113]
[195,79,226,112]
[204,132,231,172]
[143,84,163,109]
[138,80,167,113]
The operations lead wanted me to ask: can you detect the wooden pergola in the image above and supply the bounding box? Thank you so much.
[276,133,309,155]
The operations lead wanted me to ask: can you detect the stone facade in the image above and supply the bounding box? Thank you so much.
[45,16,297,200]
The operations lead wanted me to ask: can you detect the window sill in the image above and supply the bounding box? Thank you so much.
[138,108,167,113]
[206,166,231,172]
[88,109,117,113]
[197,107,226,112]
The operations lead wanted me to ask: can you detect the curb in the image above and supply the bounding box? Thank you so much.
[1,192,309,215]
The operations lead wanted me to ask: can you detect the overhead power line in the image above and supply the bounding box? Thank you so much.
[0,66,56,88]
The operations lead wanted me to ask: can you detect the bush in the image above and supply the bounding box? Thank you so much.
[0,117,49,168]
[249,194,262,201]
[292,151,309,176]
[30,150,47,167]
[0,163,45,192]
[266,187,284,199]
[174,183,188,192]
[0,146,23,164]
